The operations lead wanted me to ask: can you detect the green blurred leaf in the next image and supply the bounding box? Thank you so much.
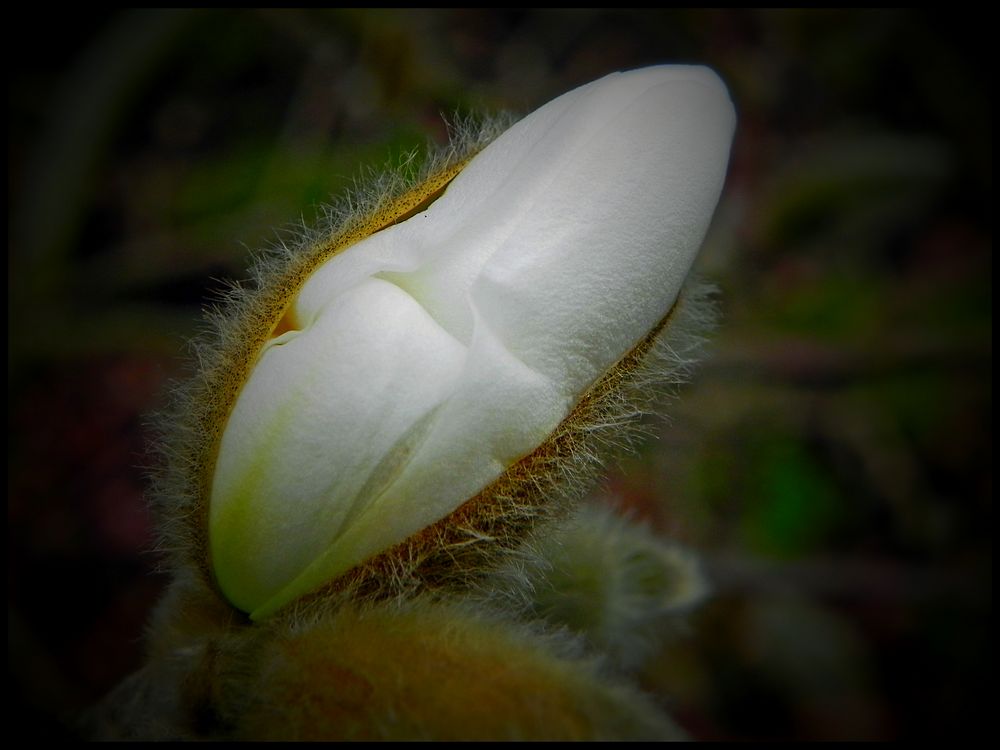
[742,438,843,558]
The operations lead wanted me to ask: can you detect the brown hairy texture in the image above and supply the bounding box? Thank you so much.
[233,599,684,741]
[147,115,510,603]
[91,591,685,740]
[147,109,715,624]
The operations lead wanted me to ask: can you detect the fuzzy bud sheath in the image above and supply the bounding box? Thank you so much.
[88,65,736,740]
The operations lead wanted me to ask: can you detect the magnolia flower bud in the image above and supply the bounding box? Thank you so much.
[167,65,734,620]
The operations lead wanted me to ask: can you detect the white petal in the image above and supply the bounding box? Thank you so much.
[210,65,736,618]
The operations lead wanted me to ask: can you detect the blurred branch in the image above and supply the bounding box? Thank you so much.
[703,553,987,604]
[12,10,195,296]
[704,335,989,388]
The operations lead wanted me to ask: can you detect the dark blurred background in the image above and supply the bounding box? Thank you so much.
[8,9,991,741]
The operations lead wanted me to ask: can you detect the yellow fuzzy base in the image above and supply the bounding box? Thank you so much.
[89,582,685,741]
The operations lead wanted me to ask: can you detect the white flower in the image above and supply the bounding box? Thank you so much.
[209,65,736,619]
